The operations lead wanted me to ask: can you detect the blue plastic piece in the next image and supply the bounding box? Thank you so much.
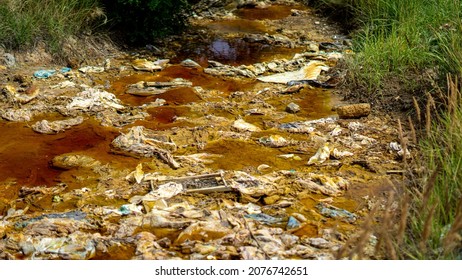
[245,213,283,225]
[33,69,56,79]
[316,202,357,223]
[118,205,132,215]
[286,216,301,230]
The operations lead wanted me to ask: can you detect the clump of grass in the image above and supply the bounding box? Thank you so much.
[313,0,462,104]
[0,0,104,53]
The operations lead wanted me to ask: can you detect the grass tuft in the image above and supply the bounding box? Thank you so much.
[0,0,104,53]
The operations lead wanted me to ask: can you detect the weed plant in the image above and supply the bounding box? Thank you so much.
[314,0,462,96]
[0,0,103,52]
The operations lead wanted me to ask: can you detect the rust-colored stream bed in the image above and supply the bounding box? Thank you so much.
[0,1,404,260]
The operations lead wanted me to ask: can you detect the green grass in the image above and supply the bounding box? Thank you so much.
[315,0,462,95]
[0,0,103,53]
[409,78,462,259]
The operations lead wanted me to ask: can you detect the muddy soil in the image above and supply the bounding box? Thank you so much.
[0,0,410,260]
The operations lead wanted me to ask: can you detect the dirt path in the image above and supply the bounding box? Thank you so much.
[0,0,409,259]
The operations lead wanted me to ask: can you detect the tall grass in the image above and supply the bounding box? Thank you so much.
[409,75,462,259]
[316,0,462,95]
[336,76,462,260]
[0,0,104,53]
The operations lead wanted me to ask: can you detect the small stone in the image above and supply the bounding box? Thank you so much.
[257,164,271,172]
[308,237,331,249]
[286,102,300,113]
[336,103,371,119]
[291,9,302,16]
[3,53,15,67]
[291,212,307,222]
[307,43,319,53]
[180,59,201,68]
[263,195,280,205]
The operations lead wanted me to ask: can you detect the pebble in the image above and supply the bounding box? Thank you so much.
[286,102,300,113]
[2,53,15,67]
[308,237,331,249]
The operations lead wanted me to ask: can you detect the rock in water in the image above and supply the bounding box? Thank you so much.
[286,102,300,113]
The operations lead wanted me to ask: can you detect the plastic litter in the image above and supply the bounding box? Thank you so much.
[332,148,353,159]
[245,213,284,225]
[31,116,84,134]
[132,59,167,71]
[127,78,193,96]
[126,163,145,184]
[150,182,184,199]
[27,232,96,260]
[34,67,71,78]
[34,70,56,79]
[118,204,143,215]
[279,121,315,134]
[0,108,33,122]
[67,88,124,112]
[258,135,289,147]
[389,142,410,158]
[257,61,329,84]
[307,143,330,165]
[78,66,104,73]
[316,202,357,223]
[111,126,180,169]
[297,177,343,197]
[286,216,302,230]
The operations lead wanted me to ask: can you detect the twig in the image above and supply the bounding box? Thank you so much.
[242,214,270,260]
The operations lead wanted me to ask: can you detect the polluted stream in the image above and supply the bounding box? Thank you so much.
[0,0,408,260]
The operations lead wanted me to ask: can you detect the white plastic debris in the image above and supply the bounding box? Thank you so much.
[132,163,144,184]
[259,135,289,147]
[329,125,342,137]
[32,117,84,134]
[389,142,410,158]
[78,66,105,73]
[232,119,261,132]
[331,148,353,159]
[257,61,329,84]
[67,88,124,111]
[151,182,184,199]
[307,143,330,165]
